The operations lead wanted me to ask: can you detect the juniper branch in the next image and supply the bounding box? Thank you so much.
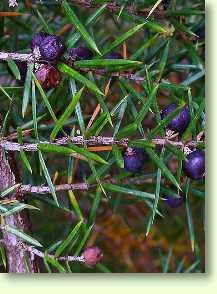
[4,175,155,197]
[0,136,203,152]
[0,136,129,151]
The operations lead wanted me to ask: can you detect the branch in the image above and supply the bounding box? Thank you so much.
[7,0,166,19]
[70,0,166,19]
[0,136,129,151]
[0,51,145,83]
[0,136,203,152]
[19,182,89,194]
[28,246,85,263]
[73,66,146,83]
[0,52,34,63]
[6,176,155,197]
[151,138,201,148]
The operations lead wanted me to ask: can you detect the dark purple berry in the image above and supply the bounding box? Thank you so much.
[35,64,61,90]
[82,246,103,267]
[165,195,184,208]
[69,46,93,61]
[195,25,205,40]
[39,35,65,62]
[183,150,205,180]
[106,52,123,59]
[161,103,190,134]
[124,148,148,173]
[30,31,49,51]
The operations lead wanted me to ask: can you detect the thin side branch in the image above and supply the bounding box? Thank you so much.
[70,0,166,19]
[19,182,89,194]
[5,176,155,197]
[28,246,85,263]
[0,52,34,63]
[152,138,201,148]
[8,0,166,19]
[74,67,145,83]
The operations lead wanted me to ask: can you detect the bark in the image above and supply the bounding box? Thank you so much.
[0,147,37,273]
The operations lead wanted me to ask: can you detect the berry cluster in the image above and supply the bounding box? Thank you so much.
[161,103,205,180]
[123,103,205,209]
[11,31,123,91]
[30,32,65,90]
